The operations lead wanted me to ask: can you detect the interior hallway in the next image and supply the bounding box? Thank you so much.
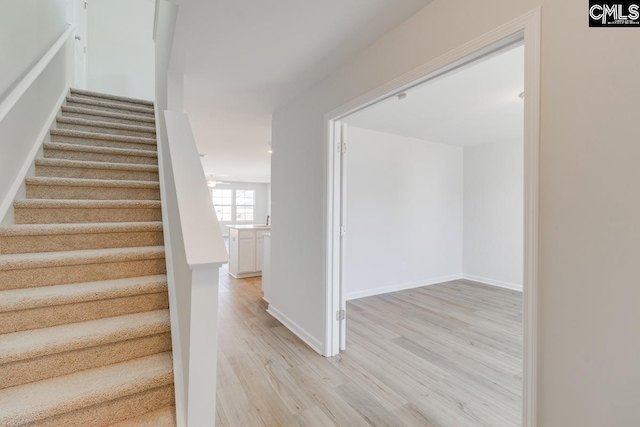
[216,265,523,427]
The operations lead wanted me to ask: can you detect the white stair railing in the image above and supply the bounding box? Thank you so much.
[154,107,228,426]
[0,25,76,224]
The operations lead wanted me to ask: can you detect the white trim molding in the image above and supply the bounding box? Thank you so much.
[346,274,464,301]
[0,88,69,224]
[267,305,324,355]
[323,8,541,427]
[462,274,523,292]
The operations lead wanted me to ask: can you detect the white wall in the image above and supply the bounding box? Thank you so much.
[271,0,640,424]
[345,127,463,300]
[463,139,523,290]
[87,0,155,100]
[213,181,270,236]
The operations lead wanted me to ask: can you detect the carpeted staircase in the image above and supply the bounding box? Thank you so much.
[0,89,176,426]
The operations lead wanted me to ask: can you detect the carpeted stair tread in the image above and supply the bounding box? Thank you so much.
[0,310,170,364]
[0,221,162,237]
[14,199,162,210]
[26,176,161,189]
[1,88,174,422]
[108,406,176,427]
[51,128,157,145]
[44,142,158,158]
[0,352,173,426]
[62,106,155,124]
[70,89,154,107]
[0,246,165,271]
[56,116,156,134]
[36,158,159,173]
[0,275,168,313]
[66,96,155,115]
[13,199,163,224]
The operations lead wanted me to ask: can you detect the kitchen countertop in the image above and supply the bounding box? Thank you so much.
[226,224,271,230]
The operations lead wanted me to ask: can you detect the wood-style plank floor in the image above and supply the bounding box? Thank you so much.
[216,266,523,427]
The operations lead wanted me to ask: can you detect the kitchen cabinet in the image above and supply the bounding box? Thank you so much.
[228,225,270,278]
[261,233,271,303]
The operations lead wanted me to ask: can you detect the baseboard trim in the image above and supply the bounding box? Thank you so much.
[346,273,464,301]
[462,273,523,292]
[0,86,69,224]
[230,271,262,279]
[267,304,323,355]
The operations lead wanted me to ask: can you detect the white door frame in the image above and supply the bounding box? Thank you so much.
[323,8,541,427]
[73,0,88,89]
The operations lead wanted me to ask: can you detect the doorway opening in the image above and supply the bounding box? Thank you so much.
[324,11,540,427]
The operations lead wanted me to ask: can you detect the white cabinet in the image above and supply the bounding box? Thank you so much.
[228,226,270,278]
[238,238,256,273]
[262,234,271,303]
[256,235,264,271]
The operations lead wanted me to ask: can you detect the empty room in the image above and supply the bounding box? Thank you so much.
[332,44,525,426]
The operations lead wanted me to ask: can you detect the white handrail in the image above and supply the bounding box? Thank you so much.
[0,25,76,123]
[163,111,228,268]
[162,110,227,426]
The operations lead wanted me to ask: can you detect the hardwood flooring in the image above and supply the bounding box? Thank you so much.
[216,266,523,427]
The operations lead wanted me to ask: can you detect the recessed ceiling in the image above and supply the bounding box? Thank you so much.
[171,0,433,182]
[344,45,525,147]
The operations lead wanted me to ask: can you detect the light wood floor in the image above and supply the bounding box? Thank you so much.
[216,267,523,427]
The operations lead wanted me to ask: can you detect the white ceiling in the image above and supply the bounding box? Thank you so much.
[171,0,433,182]
[344,45,525,147]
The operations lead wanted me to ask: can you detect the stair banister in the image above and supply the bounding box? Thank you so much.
[155,108,228,427]
[0,24,76,225]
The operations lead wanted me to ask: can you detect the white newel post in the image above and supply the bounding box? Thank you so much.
[187,266,221,426]
[162,110,228,427]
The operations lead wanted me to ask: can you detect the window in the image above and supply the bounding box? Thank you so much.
[235,190,255,221]
[212,189,232,221]
[211,189,257,222]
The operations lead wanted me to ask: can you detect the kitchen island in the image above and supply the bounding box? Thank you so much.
[227,224,271,278]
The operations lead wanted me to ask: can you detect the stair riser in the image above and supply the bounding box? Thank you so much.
[36,164,159,182]
[0,231,164,254]
[62,111,155,127]
[0,258,167,291]
[31,384,175,427]
[57,122,156,139]
[44,147,158,165]
[0,332,171,389]
[109,407,176,427]
[14,207,163,224]
[66,101,155,118]
[26,184,160,201]
[0,292,169,334]
[70,94,154,111]
[51,134,157,152]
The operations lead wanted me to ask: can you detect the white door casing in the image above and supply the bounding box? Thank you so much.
[73,0,88,89]
[338,123,348,351]
[324,8,541,427]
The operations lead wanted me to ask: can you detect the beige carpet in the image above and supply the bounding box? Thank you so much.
[0,88,177,426]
